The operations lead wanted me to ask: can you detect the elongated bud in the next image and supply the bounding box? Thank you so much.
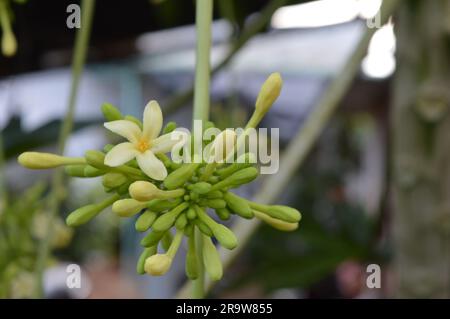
[201,199,226,209]
[145,254,172,276]
[152,202,189,232]
[163,121,177,134]
[185,234,198,280]
[215,208,231,221]
[223,192,253,219]
[66,204,102,227]
[85,150,108,169]
[175,214,188,230]
[202,235,223,281]
[137,246,157,275]
[112,199,146,217]
[208,129,236,163]
[205,190,223,199]
[141,230,165,247]
[129,181,160,201]
[18,152,85,169]
[195,205,238,250]
[253,210,299,231]
[216,153,257,178]
[147,198,182,212]
[135,210,157,232]
[102,172,127,189]
[2,29,17,57]
[84,165,105,177]
[194,219,213,237]
[210,167,259,191]
[191,182,212,195]
[161,232,173,251]
[186,206,197,220]
[101,103,123,121]
[249,202,301,223]
[164,163,200,190]
[255,73,282,115]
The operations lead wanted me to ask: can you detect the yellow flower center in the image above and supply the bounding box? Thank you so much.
[137,139,150,153]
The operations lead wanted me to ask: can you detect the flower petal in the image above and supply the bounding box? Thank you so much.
[142,100,163,141]
[104,120,142,144]
[137,150,167,180]
[151,131,187,154]
[104,142,138,167]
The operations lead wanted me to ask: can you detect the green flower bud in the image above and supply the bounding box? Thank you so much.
[103,144,114,153]
[223,192,253,219]
[135,210,158,232]
[101,103,123,121]
[137,246,157,275]
[85,150,107,170]
[116,181,132,195]
[175,214,188,230]
[210,167,258,191]
[202,235,223,281]
[147,198,182,212]
[2,29,17,57]
[195,205,238,250]
[112,199,146,217]
[84,165,105,177]
[141,230,165,247]
[152,202,189,232]
[145,254,172,276]
[163,121,177,134]
[18,152,85,169]
[253,210,299,232]
[249,202,301,223]
[191,182,212,195]
[65,165,87,177]
[102,172,127,189]
[215,208,231,221]
[216,153,256,179]
[164,163,200,190]
[194,219,213,237]
[129,181,185,202]
[205,190,223,199]
[203,199,226,209]
[66,195,120,227]
[185,234,198,280]
[161,232,173,251]
[124,115,143,129]
[186,207,197,220]
[255,72,283,115]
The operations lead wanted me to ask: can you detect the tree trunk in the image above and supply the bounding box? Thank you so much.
[393,0,450,298]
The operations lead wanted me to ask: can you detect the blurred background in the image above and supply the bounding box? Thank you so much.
[1,0,449,299]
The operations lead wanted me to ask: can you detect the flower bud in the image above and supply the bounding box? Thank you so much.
[175,214,188,230]
[255,72,283,116]
[266,205,301,223]
[210,167,258,191]
[205,190,223,199]
[144,254,172,276]
[18,152,85,169]
[135,210,157,232]
[208,129,236,163]
[253,210,299,232]
[223,192,253,219]
[215,208,231,221]
[186,206,197,220]
[141,230,165,247]
[112,199,146,217]
[137,246,157,275]
[129,181,160,201]
[102,172,127,189]
[216,153,256,178]
[85,150,108,169]
[66,204,102,227]
[163,121,177,134]
[194,219,213,237]
[202,235,223,281]
[147,198,182,212]
[84,165,105,177]
[2,30,17,57]
[101,103,123,121]
[203,199,226,209]
[164,163,200,190]
[191,182,212,195]
[152,202,189,232]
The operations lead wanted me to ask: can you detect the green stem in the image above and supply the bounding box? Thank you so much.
[176,0,402,298]
[33,0,95,298]
[191,0,213,299]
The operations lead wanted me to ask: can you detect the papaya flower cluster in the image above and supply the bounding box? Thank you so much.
[18,73,302,281]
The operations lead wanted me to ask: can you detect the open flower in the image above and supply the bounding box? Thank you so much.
[104,100,180,180]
